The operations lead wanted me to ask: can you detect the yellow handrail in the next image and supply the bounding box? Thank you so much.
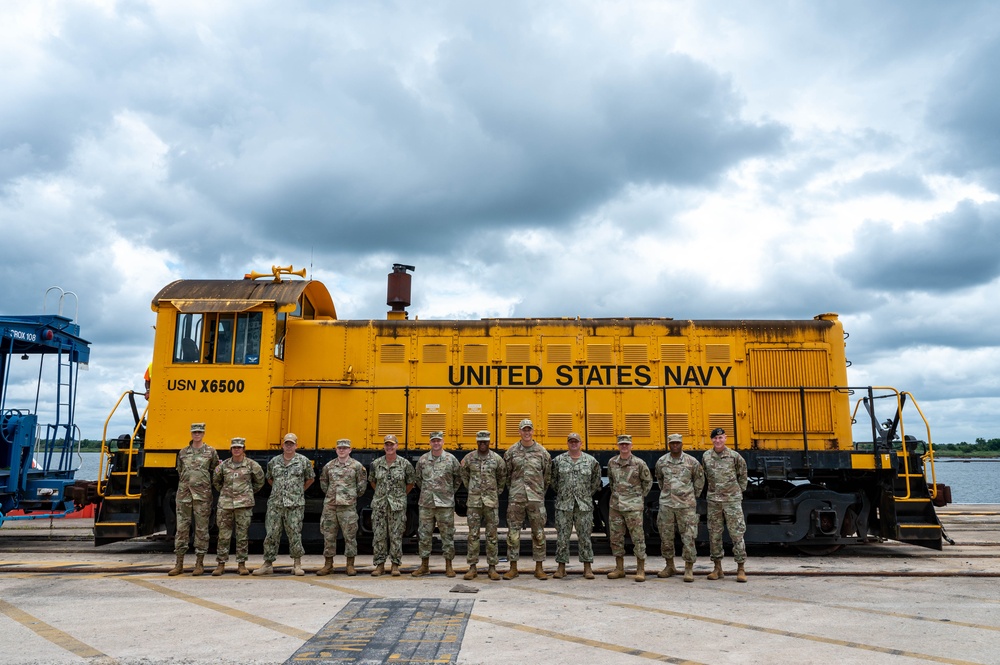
[97,391,147,499]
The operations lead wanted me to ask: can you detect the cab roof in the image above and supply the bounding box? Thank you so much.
[151,279,336,317]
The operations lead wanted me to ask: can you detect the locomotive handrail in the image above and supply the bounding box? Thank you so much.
[98,391,146,498]
[900,391,938,502]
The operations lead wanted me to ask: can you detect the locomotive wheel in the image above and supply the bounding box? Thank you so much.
[786,483,844,555]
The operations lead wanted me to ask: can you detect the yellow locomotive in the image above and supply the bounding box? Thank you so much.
[95,265,947,552]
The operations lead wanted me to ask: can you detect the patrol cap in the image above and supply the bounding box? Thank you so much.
[283,432,298,444]
[567,432,582,442]
[429,431,444,441]
[476,430,491,442]
[616,434,632,445]
[383,434,399,445]
[336,438,352,448]
[667,434,683,443]
[710,427,726,438]
[190,422,206,432]
[230,437,245,448]
[519,418,534,430]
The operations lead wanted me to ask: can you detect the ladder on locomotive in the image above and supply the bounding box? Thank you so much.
[94,391,145,544]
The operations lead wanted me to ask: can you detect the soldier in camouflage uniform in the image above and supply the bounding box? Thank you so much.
[253,432,315,576]
[211,437,265,576]
[551,432,602,580]
[504,418,552,580]
[461,430,507,581]
[411,431,462,578]
[369,434,415,577]
[316,438,368,577]
[607,434,653,582]
[170,422,220,576]
[702,427,749,582]
[654,433,705,582]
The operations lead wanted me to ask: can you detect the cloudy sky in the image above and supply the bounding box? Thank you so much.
[3,1,999,443]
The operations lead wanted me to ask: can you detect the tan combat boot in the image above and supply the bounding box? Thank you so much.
[252,561,274,576]
[371,563,385,577]
[534,561,549,580]
[736,562,747,583]
[192,554,205,576]
[390,562,401,577]
[412,558,430,577]
[487,565,501,581]
[168,554,184,577]
[316,556,334,576]
[634,558,646,583]
[346,557,356,576]
[553,562,566,579]
[237,562,249,576]
[683,562,694,583]
[706,560,724,580]
[503,561,519,580]
[211,562,225,577]
[464,564,478,581]
[607,556,626,579]
[583,562,594,580]
[445,560,455,578]
[292,557,305,576]
[658,558,677,578]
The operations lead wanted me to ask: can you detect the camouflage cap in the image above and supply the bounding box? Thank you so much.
[476,430,491,442]
[667,433,683,443]
[230,437,246,448]
[336,438,352,448]
[710,427,726,438]
[383,434,399,445]
[429,431,444,441]
[519,418,534,430]
[566,432,582,442]
[190,422,206,432]
[616,434,633,445]
[283,432,298,444]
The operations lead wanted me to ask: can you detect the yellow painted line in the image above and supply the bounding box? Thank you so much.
[0,598,113,662]
[293,579,703,663]
[511,585,986,665]
[126,577,312,640]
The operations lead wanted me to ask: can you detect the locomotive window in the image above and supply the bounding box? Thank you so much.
[212,312,262,364]
[275,312,287,361]
[173,313,204,363]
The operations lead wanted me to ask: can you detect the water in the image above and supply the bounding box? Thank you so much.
[75,453,1000,504]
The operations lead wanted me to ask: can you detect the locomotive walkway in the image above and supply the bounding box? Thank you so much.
[0,505,998,664]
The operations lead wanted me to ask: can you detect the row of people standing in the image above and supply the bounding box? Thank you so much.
[169,420,748,582]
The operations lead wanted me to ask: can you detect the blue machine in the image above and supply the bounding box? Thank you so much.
[0,299,92,526]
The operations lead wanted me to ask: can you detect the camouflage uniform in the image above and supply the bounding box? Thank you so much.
[654,452,705,563]
[369,455,415,566]
[702,446,749,563]
[551,451,601,564]
[212,456,265,563]
[318,457,368,558]
[504,440,552,562]
[414,451,462,560]
[262,453,315,562]
[607,454,652,558]
[460,449,507,566]
[174,443,220,556]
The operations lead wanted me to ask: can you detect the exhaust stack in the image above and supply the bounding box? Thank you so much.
[387,264,414,320]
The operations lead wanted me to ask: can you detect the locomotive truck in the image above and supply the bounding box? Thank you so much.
[94,265,947,553]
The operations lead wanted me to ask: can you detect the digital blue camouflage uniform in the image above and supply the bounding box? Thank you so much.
[212,450,264,564]
[654,450,705,563]
[551,450,601,564]
[318,453,368,558]
[369,454,415,566]
[414,447,462,560]
[262,452,315,562]
[174,435,220,556]
[504,439,551,562]
[607,451,652,559]
[702,444,749,563]
[460,445,507,566]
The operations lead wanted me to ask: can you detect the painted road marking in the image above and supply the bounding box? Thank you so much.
[0,598,114,662]
[125,577,313,640]
[285,598,473,664]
